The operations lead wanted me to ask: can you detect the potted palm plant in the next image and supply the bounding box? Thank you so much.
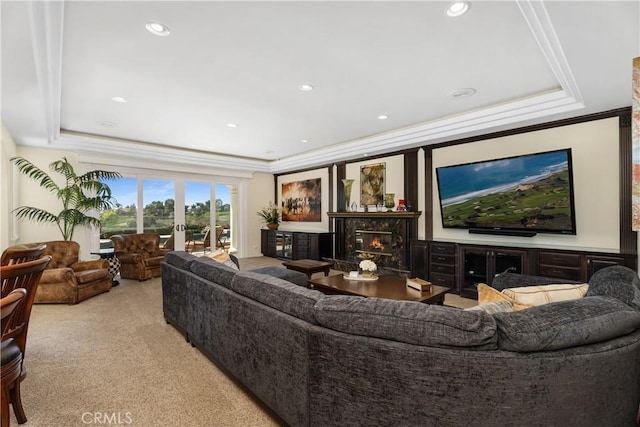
[257,201,281,230]
[11,156,121,241]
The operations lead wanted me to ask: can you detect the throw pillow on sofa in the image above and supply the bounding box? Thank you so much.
[478,283,588,311]
[206,249,239,271]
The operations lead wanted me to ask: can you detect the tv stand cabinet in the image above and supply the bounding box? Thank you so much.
[409,240,636,299]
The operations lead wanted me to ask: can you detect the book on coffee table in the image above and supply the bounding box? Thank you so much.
[406,277,432,292]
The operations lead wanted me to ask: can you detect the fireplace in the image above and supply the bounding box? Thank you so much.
[328,211,422,270]
[356,230,393,258]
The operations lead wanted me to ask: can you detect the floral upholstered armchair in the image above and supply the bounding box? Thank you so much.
[110,233,169,281]
[35,240,112,304]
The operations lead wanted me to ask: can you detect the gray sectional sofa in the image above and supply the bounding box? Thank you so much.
[161,252,640,427]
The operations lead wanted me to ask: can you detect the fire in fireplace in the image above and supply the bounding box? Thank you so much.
[355,230,392,257]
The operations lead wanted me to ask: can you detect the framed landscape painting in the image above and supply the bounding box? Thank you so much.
[360,163,385,206]
[281,178,322,222]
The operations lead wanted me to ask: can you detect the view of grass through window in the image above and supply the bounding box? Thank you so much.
[100,177,232,248]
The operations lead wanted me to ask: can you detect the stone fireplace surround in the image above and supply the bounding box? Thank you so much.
[327,211,421,272]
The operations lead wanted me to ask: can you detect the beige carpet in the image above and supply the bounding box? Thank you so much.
[11,256,476,426]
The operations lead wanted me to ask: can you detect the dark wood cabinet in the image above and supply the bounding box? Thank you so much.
[407,240,636,299]
[538,251,582,281]
[429,242,457,289]
[459,246,528,298]
[261,230,333,260]
[409,240,428,279]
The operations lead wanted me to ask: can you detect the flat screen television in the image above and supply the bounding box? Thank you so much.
[435,148,576,236]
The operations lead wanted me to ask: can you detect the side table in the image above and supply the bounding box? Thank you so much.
[92,249,120,286]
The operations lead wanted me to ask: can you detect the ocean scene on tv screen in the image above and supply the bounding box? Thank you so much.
[437,150,575,232]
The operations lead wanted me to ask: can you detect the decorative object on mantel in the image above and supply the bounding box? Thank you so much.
[359,259,377,278]
[257,201,281,230]
[384,193,395,212]
[397,199,405,211]
[351,202,357,212]
[341,179,354,212]
[360,162,385,207]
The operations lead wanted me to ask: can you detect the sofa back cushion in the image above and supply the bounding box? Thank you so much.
[164,251,196,271]
[313,296,497,349]
[190,256,238,289]
[111,233,161,257]
[587,265,640,310]
[230,271,324,325]
[39,240,79,269]
[493,296,640,352]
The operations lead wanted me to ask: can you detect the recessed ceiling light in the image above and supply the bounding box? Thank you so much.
[98,121,118,128]
[226,123,238,128]
[377,115,389,120]
[448,88,476,99]
[111,96,127,103]
[446,1,471,17]
[299,84,314,92]
[301,139,308,143]
[145,22,170,36]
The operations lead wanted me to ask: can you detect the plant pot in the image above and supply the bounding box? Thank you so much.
[266,223,279,231]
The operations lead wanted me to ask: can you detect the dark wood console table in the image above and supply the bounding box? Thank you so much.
[410,240,637,299]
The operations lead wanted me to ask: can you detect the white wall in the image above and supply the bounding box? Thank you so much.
[432,116,620,252]
[246,172,276,256]
[13,147,89,248]
[1,123,18,249]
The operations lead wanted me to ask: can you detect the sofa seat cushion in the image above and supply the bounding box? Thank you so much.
[249,267,308,287]
[190,256,238,289]
[164,251,197,270]
[493,296,640,352]
[75,268,110,284]
[314,296,498,349]
[231,271,324,324]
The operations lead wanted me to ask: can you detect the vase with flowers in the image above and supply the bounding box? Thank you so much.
[257,202,281,230]
[359,259,377,278]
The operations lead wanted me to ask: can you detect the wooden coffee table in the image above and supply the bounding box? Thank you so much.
[282,259,333,279]
[308,274,451,304]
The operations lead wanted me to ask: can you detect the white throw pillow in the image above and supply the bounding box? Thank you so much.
[502,283,589,307]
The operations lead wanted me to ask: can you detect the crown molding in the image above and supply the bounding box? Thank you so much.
[27,0,64,144]
[55,131,270,176]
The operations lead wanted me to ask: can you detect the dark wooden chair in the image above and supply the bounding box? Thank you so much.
[0,257,51,425]
[1,288,27,427]
[0,244,47,266]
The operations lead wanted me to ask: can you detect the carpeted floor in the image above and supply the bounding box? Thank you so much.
[11,256,476,426]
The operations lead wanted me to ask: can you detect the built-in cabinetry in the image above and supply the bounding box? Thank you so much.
[261,229,333,260]
[409,240,636,299]
[458,246,528,298]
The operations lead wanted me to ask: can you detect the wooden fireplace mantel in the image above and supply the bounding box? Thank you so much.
[327,211,422,219]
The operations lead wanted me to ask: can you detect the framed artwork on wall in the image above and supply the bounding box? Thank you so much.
[360,163,385,207]
[281,178,322,222]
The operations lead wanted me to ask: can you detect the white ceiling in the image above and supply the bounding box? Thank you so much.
[1,1,638,174]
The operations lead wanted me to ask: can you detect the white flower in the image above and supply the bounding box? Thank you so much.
[359,260,377,272]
